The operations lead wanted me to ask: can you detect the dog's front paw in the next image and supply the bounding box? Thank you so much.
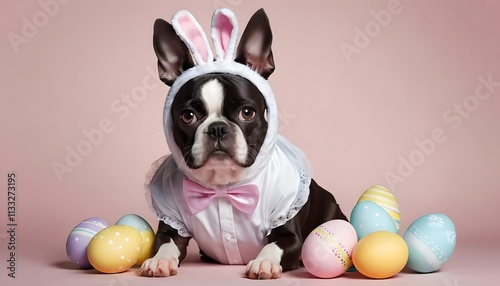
[245,258,282,279]
[245,242,284,279]
[138,241,181,277]
[139,257,179,277]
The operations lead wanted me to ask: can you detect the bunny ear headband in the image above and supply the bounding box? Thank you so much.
[172,8,239,64]
[163,9,279,182]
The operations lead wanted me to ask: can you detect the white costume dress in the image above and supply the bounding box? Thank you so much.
[144,9,313,265]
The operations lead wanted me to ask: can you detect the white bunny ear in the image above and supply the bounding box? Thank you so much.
[211,8,239,61]
[172,10,213,65]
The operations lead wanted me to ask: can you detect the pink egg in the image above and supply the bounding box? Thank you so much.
[302,220,358,278]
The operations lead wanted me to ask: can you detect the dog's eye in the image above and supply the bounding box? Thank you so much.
[180,110,198,124]
[238,107,256,121]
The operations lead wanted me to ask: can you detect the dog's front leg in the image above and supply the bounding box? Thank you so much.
[139,221,190,277]
[245,221,301,279]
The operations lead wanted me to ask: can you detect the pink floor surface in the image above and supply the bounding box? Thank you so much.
[4,240,498,286]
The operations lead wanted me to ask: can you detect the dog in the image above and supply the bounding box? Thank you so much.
[139,8,347,279]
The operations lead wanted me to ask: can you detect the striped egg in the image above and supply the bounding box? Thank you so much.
[302,220,358,278]
[66,217,109,268]
[357,186,400,231]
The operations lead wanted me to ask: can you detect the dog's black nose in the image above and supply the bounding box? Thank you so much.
[207,122,229,141]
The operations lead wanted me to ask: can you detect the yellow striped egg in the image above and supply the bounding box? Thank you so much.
[357,186,400,231]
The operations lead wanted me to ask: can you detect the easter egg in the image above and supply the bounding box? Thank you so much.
[115,214,155,265]
[301,220,358,278]
[403,213,456,273]
[352,231,408,279]
[87,225,143,273]
[66,217,108,268]
[358,185,400,231]
[350,201,398,240]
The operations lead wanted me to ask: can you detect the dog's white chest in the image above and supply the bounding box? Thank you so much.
[188,197,266,264]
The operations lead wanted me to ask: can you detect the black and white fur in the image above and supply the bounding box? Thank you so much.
[139,9,347,279]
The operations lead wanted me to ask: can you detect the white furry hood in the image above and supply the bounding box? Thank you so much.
[162,9,279,185]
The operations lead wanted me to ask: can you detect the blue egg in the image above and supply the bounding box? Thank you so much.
[403,213,456,273]
[115,214,153,232]
[350,201,398,240]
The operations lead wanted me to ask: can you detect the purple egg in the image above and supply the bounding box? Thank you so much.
[66,217,108,268]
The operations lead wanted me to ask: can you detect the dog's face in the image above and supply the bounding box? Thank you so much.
[153,9,275,186]
[170,73,268,170]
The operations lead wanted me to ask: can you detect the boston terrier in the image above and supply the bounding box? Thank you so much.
[139,8,347,279]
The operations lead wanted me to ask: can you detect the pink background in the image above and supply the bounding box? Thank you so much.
[1,0,499,285]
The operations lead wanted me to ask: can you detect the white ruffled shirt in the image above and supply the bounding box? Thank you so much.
[145,135,311,265]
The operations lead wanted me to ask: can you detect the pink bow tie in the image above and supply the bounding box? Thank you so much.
[183,177,259,215]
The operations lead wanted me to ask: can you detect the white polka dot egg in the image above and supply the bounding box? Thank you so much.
[350,201,398,240]
[87,225,143,273]
[115,214,155,265]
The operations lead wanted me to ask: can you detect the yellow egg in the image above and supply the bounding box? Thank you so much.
[358,185,400,230]
[115,214,155,266]
[136,229,155,265]
[352,231,408,279]
[87,225,143,273]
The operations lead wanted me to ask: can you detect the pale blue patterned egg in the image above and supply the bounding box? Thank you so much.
[115,214,152,232]
[403,213,456,273]
[350,201,398,240]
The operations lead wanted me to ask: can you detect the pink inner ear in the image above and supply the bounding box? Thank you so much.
[215,13,233,57]
[177,14,208,63]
